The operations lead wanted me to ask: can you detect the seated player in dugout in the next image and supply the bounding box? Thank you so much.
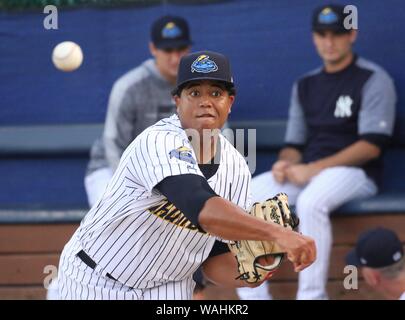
[237,4,397,300]
[57,51,316,300]
[84,15,192,208]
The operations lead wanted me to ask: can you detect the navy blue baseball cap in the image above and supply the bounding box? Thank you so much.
[312,4,352,34]
[346,227,404,268]
[172,50,235,96]
[151,15,192,49]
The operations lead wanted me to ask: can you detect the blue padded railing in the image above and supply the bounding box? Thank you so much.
[0,209,87,224]
[0,124,103,156]
[0,119,403,216]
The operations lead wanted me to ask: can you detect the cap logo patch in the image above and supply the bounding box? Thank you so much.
[162,22,182,39]
[319,7,338,24]
[191,55,218,73]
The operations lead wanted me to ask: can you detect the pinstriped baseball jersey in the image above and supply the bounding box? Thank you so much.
[70,114,251,289]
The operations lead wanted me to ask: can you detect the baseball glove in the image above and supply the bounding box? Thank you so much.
[227,193,299,284]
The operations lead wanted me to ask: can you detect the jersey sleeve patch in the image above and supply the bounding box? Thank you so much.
[168,146,197,165]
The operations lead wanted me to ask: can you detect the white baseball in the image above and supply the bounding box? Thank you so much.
[52,41,83,72]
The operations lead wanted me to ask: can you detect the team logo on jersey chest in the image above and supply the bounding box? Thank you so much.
[169,146,196,164]
[148,200,206,233]
[334,95,353,118]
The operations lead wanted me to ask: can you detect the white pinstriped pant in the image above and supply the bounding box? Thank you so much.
[58,236,195,300]
[237,166,377,300]
[46,168,115,300]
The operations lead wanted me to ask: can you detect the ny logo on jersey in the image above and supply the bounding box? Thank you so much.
[334,95,353,118]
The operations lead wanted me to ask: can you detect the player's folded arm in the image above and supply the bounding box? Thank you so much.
[360,133,391,151]
[283,143,306,153]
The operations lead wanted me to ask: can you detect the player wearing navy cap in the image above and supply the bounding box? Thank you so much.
[57,50,315,300]
[85,15,192,208]
[346,228,405,300]
[238,4,397,300]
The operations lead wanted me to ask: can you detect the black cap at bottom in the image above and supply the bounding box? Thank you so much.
[346,227,403,268]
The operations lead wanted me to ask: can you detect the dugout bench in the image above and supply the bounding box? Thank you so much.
[0,120,404,299]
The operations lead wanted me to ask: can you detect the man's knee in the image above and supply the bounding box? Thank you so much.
[296,193,330,218]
